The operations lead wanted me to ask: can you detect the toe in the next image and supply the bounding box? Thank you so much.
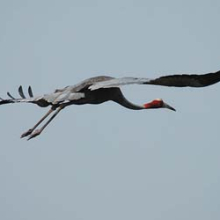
[27,130,41,140]
[21,129,33,138]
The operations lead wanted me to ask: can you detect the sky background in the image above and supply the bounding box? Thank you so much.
[0,0,220,219]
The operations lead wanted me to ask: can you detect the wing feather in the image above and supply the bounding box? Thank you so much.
[18,86,26,98]
[89,70,220,90]
[28,86,34,97]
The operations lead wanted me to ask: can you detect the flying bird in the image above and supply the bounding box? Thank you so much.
[1,69,220,140]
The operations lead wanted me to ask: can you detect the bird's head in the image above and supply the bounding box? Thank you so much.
[144,98,176,111]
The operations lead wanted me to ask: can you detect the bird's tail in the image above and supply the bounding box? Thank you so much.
[0,86,35,105]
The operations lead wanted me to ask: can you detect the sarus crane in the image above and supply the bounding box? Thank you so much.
[1,69,220,140]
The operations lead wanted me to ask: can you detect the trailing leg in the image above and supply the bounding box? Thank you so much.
[27,106,64,140]
[21,108,54,138]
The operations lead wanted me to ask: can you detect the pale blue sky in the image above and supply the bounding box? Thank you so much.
[0,1,220,219]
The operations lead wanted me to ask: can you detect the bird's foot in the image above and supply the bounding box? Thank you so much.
[27,129,42,140]
[20,129,33,138]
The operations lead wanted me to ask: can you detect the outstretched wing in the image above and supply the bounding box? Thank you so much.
[0,85,86,107]
[0,86,51,107]
[0,86,34,105]
[68,75,114,92]
[89,70,220,90]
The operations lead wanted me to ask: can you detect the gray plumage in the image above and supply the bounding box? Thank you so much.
[1,69,220,140]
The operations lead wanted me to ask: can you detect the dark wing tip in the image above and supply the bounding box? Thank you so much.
[7,92,16,99]
[28,86,34,97]
[148,70,220,87]
[18,86,26,98]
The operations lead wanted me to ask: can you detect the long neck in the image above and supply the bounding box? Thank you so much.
[113,93,145,110]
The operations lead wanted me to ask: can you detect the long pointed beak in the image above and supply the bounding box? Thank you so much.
[163,102,176,111]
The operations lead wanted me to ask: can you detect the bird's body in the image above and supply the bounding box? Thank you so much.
[2,75,168,110]
[1,70,220,140]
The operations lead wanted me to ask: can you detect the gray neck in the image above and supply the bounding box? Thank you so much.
[113,93,144,110]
